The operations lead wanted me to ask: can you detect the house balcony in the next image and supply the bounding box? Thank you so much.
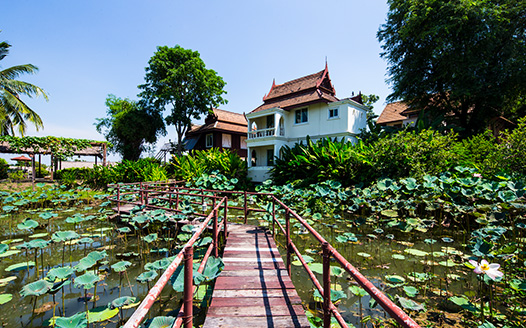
[248,127,285,140]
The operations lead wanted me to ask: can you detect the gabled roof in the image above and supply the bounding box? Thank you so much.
[186,108,247,136]
[251,65,339,113]
[377,101,409,125]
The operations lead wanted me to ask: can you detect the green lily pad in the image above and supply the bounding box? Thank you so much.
[0,294,13,305]
[385,275,405,283]
[29,232,48,239]
[86,306,119,323]
[403,286,419,297]
[0,250,21,258]
[0,276,16,286]
[6,261,35,272]
[404,249,429,257]
[54,311,88,328]
[20,279,53,297]
[397,296,426,312]
[148,316,176,328]
[392,254,406,260]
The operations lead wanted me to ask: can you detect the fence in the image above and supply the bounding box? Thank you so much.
[109,182,421,328]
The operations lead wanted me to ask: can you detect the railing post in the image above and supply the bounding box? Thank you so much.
[175,188,180,210]
[244,190,248,224]
[272,197,276,236]
[117,186,121,215]
[140,182,144,205]
[213,198,218,257]
[223,197,228,241]
[144,187,149,206]
[285,210,291,276]
[322,242,331,328]
[183,246,194,328]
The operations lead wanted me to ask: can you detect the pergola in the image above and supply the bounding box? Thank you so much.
[0,141,107,180]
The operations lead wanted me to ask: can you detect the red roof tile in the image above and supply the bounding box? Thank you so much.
[251,66,338,113]
[186,109,247,136]
[377,101,409,125]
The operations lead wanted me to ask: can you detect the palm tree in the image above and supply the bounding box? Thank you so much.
[0,37,48,135]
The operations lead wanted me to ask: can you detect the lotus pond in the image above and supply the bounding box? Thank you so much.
[0,183,228,327]
[255,167,526,327]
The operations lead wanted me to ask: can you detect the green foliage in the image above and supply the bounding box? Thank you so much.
[271,137,367,187]
[56,159,168,189]
[490,117,526,176]
[0,158,7,179]
[8,169,25,181]
[139,45,227,155]
[95,95,166,160]
[0,135,110,160]
[378,0,526,136]
[0,35,48,136]
[168,148,248,189]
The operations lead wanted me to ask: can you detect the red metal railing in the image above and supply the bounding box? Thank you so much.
[109,182,421,328]
[111,183,228,328]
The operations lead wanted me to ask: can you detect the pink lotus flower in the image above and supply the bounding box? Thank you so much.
[469,259,503,280]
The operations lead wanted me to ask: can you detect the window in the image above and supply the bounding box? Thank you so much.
[240,136,247,149]
[328,108,339,119]
[267,149,274,166]
[222,134,232,148]
[205,134,213,148]
[295,108,308,124]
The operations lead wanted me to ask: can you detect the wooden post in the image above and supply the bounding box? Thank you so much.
[183,246,193,328]
[223,197,228,241]
[244,190,248,224]
[285,210,291,276]
[272,198,276,236]
[213,198,218,257]
[322,242,331,328]
[31,154,35,190]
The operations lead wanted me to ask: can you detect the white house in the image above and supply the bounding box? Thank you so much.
[245,65,368,182]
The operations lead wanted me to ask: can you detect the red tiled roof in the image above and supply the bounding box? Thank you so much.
[251,66,338,113]
[377,101,408,125]
[186,109,247,136]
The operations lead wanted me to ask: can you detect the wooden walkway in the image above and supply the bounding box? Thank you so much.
[203,224,310,328]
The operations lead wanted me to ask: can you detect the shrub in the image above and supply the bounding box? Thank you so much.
[167,149,249,189]
[0,159,8,179]
[271,137,369,187]
[490,117,526,176]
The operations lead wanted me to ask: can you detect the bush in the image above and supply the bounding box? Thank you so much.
[490,117,526,176]
[167,149,249,189]
[271,137,369,187]
[0,159,8,179]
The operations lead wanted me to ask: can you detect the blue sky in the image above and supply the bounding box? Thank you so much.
[2,0,391,161]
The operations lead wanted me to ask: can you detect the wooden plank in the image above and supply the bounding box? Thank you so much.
[202,315,310,328]
[202,224,309,328]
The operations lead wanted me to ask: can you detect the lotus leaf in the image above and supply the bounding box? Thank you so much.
[397,296,426,312]
[85,306,119,323]
[177,233,191,242]
[404,249,429,257]
[47,266,74,281]
[29,232,48,239]
[20,279,53,297]
[0,276,16,286]
[137,270,158,283]
[28,239,49,249]
[17,218,39,230]
[6,261,35,272]
[39,212,58,220]
[52,231,80,242]
[79,237,94,244]
[55,311,88,328]
[313,288,346,303]
[308,262,323,275]
[0,293,12,304]
[148,316,176,328]
[200,256,224,282]
[117,227,131,234]
[109,296,136,309]
[0,244,7,254]
[195,236,213,247]
[392,254,405,260]
[74,257,96,272]
[510,279,526,291]
[143,233,158,243]
[2,205,17,212]
[74,272,99,289]
[0,250,20,258]
[403,286,419,297]
[111,260,132,273]
[357,252,371,258]
[349,285,368,297]
[439,259,457,267]
[171,262,206,292]
[181,224,194,233]
[385,275,405,283]
[131,215,149,224]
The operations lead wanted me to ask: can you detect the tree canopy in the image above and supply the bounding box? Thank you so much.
[0,35,48,136]
[138,45,227,155]
[378,0,526,136]
[95,95,165,161]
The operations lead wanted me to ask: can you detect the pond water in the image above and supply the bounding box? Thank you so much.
[246,210,485,327]
[0,187,223,328]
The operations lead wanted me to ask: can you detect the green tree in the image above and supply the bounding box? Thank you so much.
[139,45,227,155]
[95,95,166,161]
[0,36,48,135]
[378,0,526,136]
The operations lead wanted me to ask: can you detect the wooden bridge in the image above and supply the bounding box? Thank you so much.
[113,182,421,328]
